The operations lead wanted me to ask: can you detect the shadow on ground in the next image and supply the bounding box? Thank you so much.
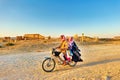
[52,58,120,72]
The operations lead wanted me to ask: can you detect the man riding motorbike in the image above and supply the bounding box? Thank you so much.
[56,35,68,65]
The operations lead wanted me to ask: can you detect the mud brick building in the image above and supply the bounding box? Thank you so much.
[24,34,45,40]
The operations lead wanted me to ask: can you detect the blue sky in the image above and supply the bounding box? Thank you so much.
[0,0,120,37]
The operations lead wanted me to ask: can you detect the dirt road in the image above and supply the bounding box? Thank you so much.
[0,44,120,80]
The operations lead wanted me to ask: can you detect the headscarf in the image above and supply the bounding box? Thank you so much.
[60,35,66,41]
[69,37,74,49]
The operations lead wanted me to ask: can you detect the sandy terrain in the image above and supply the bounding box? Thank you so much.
[0,41,120,80]
[0,40,59,55]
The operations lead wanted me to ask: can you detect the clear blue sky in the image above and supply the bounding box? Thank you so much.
[0,0,120,37]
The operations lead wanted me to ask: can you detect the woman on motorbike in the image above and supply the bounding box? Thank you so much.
[68,37,83,62]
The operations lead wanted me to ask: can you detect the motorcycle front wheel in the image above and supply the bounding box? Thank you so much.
[42,58,56,72]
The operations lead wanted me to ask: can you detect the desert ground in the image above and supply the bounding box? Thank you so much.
[0,40,120,80]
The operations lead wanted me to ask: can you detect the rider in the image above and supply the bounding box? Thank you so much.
[56,35,68,65]
[68,37,74,56]
[68,37,83,62]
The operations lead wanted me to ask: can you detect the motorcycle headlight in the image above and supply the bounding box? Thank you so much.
[49,49,52,54]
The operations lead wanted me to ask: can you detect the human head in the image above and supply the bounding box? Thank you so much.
[60,35,66,41]
[69,36,74,42]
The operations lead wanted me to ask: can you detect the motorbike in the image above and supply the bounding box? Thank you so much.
[42,48,77,72]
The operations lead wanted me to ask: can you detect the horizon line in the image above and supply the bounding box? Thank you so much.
[0,33,120,38]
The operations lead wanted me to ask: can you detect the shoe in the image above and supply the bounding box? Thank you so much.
[62,61,66,66]
[78,58,83,62]
[79,59,83,62]
[58,61,61,65]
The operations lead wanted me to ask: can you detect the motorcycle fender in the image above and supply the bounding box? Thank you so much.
[44,57,52,59]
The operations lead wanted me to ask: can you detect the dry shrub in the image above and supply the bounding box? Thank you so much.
[6,43,15,46]
[0,43,3,48]
[0,45,2,48]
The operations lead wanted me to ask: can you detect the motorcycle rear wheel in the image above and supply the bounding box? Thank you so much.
[68,61,77,67]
